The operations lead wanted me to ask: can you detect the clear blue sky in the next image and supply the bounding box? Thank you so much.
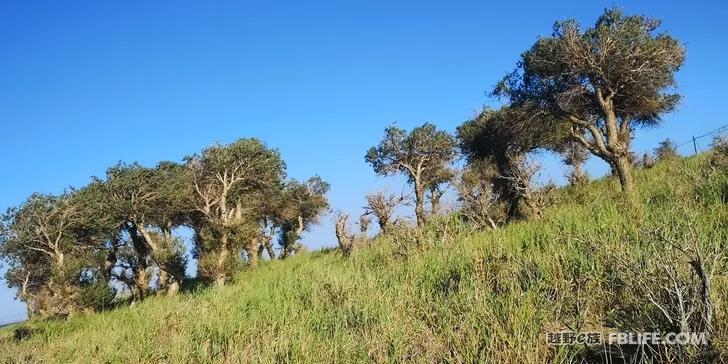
[1,0,726,324]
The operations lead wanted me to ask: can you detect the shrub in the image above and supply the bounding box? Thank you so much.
[655,138,680,161]
[710,135,728,169]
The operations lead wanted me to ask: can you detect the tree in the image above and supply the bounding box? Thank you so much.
[495,7,685,197]
[363,190,405,234]
[0,192,111,317]
[641,152,656,169]
[275,176,330,259]
[457,106,567,220]
[366,123,456,227]
[562,141,590,186]
[185,138,285,287]
[334,212,356,257]
[358,214,372,236]
[97,163,159,297]
[455,160,504,230]
[654,138,679,161]
[0,237,53,317]
[92,162,189,297]
[333,211,370,257]
[423,167,455,217]
[149,161,191,295]
[710,135,728,170]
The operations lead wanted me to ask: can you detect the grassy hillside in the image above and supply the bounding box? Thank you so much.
[1,154,727,363]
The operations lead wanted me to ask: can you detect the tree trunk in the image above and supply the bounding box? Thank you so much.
[497,156,534,222]
[56,251,65,268]
[614,154,635,197]
[414,184,426,228]
[127,225,152,294]
[215,234,229,287]
[257,243,265,261]
[157,269,169,294]
[378,220,388,235]
[135,266,149,298]
[265,241,276,260]
[430,188,442,217]
[158,268,181,296]
[20,274,35,318]
[104,248,117,279]
[567,88,642,201]
[130,284,141,303]
[167,280,180,296]
[137,225,159,252]
[295,215,304,240]
[246,237,259,268]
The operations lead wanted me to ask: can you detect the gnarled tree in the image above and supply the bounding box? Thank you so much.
[334,212,356,257]
[456,159,504,230]
[185,138,285,287]
[366,123,456,227]
[562,141,590,186]
[495,8,684,197]
[457,106,567,221]
[423,166,454,217]
[654,138,679,162]
[333,211,370,257]
[363,190,405,235]
[275,176,330,259]
[0,192,112,317]
[93,162,189,297]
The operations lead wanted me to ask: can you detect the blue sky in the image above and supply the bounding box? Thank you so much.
[1,0,726,324]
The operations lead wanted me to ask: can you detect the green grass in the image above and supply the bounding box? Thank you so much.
[1,154,727,363]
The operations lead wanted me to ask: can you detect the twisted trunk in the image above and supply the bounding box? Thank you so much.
[496,155,535,222]
[135,266,149,299]
[245,237,259,267]
[265,240,276,260]
[614,155,635,196]
[570,88,636,199]
[214,233,230,287]
[157,269,169,294]
[414,182,426,228]
[430,187,442,217]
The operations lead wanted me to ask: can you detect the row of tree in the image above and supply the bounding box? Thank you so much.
[344,8,685,239]
[1,7,687,319]
[0,139,330,317]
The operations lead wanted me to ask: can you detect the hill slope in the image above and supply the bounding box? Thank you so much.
[1,154,727,363]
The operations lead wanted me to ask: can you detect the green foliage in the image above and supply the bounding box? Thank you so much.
[75,281,116,313]
[0,136,331,315]
[457,106,565,220]
[154,236,188,285]
[365,123,456,178]
[0,192,110,317]
[496,7,686,195]
[185,138,288,284]
[366,123,456,226]
[654,138,680,161]
[275,176,331,258]
[457,106,567,162]
[497,7,685,127]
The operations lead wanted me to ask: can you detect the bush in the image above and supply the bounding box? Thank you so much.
[655,138,680,161]
[641,152,656,169]
[76,281,116,313]
[710,135,728,169]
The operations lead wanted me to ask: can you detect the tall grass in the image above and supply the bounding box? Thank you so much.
[1,154,726,363]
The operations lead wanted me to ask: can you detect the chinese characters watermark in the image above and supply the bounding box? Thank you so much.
[547,331,709,346]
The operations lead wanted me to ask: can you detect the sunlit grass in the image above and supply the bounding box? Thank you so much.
[1,154,726,362]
